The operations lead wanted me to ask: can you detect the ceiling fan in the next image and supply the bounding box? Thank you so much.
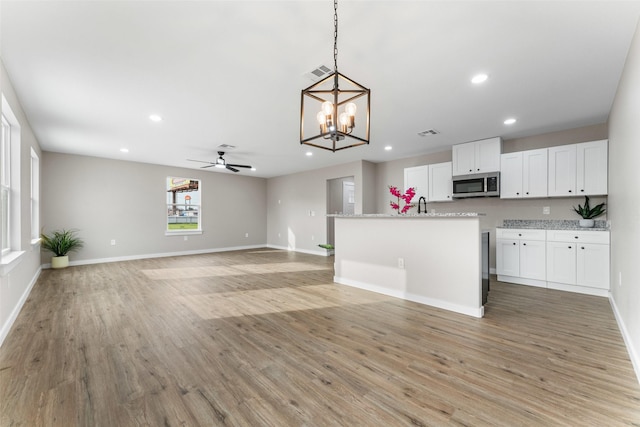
[187,151,253,173]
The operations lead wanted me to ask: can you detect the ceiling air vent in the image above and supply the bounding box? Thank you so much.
[418,129,440,137]
[305,64,333,82]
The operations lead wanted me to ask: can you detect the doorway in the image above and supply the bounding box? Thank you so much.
[326,176,355,246]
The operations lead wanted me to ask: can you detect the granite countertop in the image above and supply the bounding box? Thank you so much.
[328,213,485,218]
[498,219,609,231]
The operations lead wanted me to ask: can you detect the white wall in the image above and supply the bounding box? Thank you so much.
[608,19,640,380]
[0,60,43,346]
[41,152,267,264]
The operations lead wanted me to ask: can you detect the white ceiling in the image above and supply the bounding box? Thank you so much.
[2,1,640,178]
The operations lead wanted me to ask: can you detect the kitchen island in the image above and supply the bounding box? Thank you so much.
[332,213,486,318]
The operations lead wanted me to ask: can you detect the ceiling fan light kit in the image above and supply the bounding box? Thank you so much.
[300,0,370,152]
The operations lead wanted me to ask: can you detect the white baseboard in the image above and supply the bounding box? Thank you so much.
[609,296,640,384]
[334,275,484,318]
[42,244,270,269]
[266,244,332,257]
[0,266,41,347]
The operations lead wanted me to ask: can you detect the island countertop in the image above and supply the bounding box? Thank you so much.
[327,213,485,218]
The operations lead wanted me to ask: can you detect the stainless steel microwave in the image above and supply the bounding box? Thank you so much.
[452,172,500,198]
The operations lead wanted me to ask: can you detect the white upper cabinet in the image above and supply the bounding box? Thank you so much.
[548,144,577,196]
[404,165,428,202]
[428,162,453,202]
[548,140,608,197]
[452,137,502,176]
[576,140,608,196]
[500,149,548,199]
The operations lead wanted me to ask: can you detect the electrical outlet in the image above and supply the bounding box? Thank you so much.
[398,258,405,269]
[184,236,188,241]
[311,235,315,241]
[543,206,550,215]
[110,239,116,246]
[245,233,249,238]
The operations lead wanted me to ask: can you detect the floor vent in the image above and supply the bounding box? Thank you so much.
[418,129,440,137]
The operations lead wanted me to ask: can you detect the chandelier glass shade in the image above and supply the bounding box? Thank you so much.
[300,0,370,152]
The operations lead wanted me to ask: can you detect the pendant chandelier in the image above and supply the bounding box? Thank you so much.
[300,0,371,152]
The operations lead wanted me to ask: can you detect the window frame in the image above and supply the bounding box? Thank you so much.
[30,148,40,244]
[165,176,202,236]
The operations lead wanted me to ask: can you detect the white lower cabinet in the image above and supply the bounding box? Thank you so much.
[546,230,610,294]
[496,229,546,286]
[497,228,610,296]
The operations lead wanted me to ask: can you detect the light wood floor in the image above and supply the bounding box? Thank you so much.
[1,249,639,426]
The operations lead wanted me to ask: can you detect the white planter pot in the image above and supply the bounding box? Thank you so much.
[51,255,69,269]
[579,219,595,228]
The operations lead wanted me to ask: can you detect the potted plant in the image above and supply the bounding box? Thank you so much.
[573,196,606,228]
[40,229,84,268]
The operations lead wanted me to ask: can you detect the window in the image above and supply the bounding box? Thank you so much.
[1,95,21,260]
[31,148,40,242]
[166,177,201,233]
[1,114,10,255]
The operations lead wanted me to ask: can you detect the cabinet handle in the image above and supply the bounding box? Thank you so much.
[469,169,473,172]
[568,246,572,249]
[526,192,529,195]
[518,233,522,236]
[568,190,572,193]
[580,189,584,192]
[477,168,480,171]
[581,246,585,250]
[513,242,517,245]
[516,192,519,195]
[523,243,527,246]
[574,236,579,239]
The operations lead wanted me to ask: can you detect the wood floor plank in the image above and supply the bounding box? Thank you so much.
[1,248,639,426]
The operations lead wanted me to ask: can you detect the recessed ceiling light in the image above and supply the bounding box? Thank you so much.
[471,73,488,84]
[384,145,392,151]
[306,151,313,156]
[504,118,517,125]
[120,148,129,153]
[149,114,162,122]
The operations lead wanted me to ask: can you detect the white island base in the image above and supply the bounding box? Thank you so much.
[333,214,485,318]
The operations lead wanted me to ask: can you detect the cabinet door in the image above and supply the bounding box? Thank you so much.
[452,143,476,176]
[496,239,520,277]
[520,240,546,280]
[577,140,608,196]
[546,242,576,284]
[522,148,548,198]
[577,243,610,289]
[404,166,428,201]
[476,138,502,173]
[548,144,577,197]
[500,152,523,198]
[428,162,452,202]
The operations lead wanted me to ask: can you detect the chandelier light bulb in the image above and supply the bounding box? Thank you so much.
[345,103,357,116]
[322,101,334,116]
[317,111,326,124]
[339,112,349,125]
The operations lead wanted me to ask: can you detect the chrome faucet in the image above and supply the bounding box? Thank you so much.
[418,196,427,213]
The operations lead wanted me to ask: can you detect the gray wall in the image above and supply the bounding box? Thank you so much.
[266,160,376,254]
[0,60,43,344]
[609,19,640,378]
[41,152,267,263]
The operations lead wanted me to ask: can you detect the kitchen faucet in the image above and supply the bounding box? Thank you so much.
[418,196,427,213]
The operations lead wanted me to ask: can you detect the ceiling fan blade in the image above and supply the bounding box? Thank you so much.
[226,163,252,169]
[200,164,216,168]
[187,159,212,164]
[226,165,239,172]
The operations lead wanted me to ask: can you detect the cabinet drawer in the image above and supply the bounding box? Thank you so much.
[546,230,609,244]
[496,228,546,241]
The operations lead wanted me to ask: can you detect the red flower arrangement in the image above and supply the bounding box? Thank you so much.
[389,186,416,214]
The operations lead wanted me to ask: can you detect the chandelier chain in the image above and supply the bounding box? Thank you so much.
[333,0,338,74]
